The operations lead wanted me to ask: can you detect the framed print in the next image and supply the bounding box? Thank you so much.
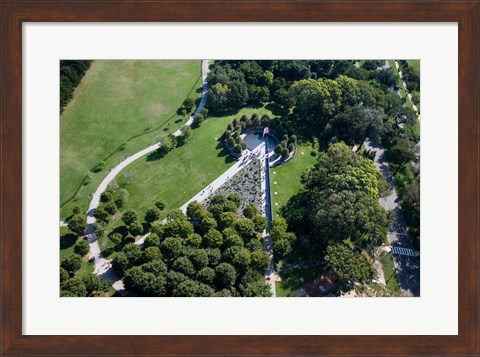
[1,1,478,356]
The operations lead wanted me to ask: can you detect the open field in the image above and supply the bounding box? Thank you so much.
[60,60,202,219]
[270,143,316,217]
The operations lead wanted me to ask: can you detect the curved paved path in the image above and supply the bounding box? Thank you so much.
[82,60,210,293]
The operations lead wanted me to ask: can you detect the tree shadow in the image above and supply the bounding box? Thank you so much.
[146,149,169,162]
[60,232,77,250]
[215,141,234,164]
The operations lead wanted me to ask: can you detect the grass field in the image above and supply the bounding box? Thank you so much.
[60,60,202,219]
[380,251,401,293]
[270,143,316,217]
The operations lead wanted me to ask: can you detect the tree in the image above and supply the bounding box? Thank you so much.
[68,214,86,235]
[185,233,202,248]
[303,142,381,199]
[144,233,161,248]
[218,211,237,231]
[243,203,258,219]
[227,194,242,208]
[274,144,283,155]
[82,274,102,295]
[183,97,195,113]
[141,246,162,264]
[61,277,87,297]
[193,113,205,126]
[252,216,268,232]
[61,254,83,276]
[189,249,209,270]
[215,262,237,288]
[250,250,270,272]
[186,201,206,222]
[145,207,161,223]
[60,267,69,284]
[206,248,221,266]
[73,240,90,256]
[389,139,418,174]
[163,217,194,238]
[177,126,192,146]
[128,221,143,236]
[154,199,166,211]
[173,256,196,277]
[172,279,214,297]
[160,237,183,260]
[112,252,129,276]
[239,280,272,297]
[196,211,218,234]
[230,248,251,273]
[122,209,138,226]
[204,228,223,248]
[101,191,113,203]
[331,105,385,150]
[72,206,82,215]
[94,205,109,222]
[142,260,167,275]
[207,82,229,112]
[103,202,117,216]
[223,227,244,248]
[123,243,142,266]
[161,134,177,153]
[197,267,215,284]
[324,244,374,284]
[233,219,256,240]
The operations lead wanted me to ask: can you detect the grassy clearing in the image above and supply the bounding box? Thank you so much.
[407,60,420,72]
[276,266,324,297]
[60,227,94,278]
[60,60,202,219]
[380,251,401,293]
[270,143,316,217]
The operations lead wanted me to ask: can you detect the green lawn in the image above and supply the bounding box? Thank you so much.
[270,143,316,216]
[380,251,401,293]
[60,60,202,219]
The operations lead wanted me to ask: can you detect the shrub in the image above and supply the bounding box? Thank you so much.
[73,240,90,256]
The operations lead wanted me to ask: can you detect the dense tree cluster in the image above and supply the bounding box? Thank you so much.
[60,60,92,113]
[111,195,271,297]
[278,143,388,284]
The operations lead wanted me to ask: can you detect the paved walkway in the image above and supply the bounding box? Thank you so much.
[365,139,420,296]
[80,60,210,292]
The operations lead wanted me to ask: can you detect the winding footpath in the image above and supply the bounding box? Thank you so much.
[81,60,210,294]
